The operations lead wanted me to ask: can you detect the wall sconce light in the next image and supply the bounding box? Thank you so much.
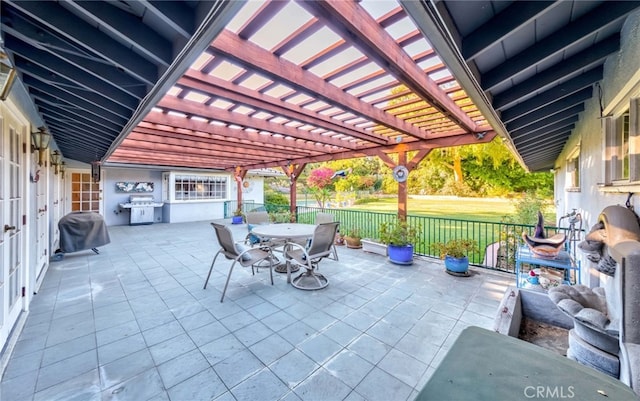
[50,150,61,174]
[91,160,101,183]
[0,50,16,101]
[31,127,51,167]
[59,161,66,179]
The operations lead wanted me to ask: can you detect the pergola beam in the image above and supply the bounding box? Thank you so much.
[301,0,479,134]
[210,29,433,140]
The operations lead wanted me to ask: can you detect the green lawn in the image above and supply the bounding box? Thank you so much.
[349,196,545,223]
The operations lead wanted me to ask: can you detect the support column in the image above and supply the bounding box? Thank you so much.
[282,163,306,222]
[397,151,407,221]
[234,167,247,211]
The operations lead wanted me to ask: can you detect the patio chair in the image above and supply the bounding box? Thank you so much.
[204,222,274,302]
[245,211,271,245]
[315,212,339,261]
[284,221,339,290]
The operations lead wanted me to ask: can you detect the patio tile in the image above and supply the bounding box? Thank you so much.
[394,332,440,365]
[278,321,316,346]
[324,349,374,388]
[142,320,185,346]
[97,333,147,366]
[301,310,337,331]
[249,333,294,365]
[33,369,101,401]
[167,367,227,401]
[293,368,352,401]
[230,368,290,401]
[233,320,273,347]
[177,309,216,331]
[190,320,233,347]
[270,349,320,388]
[157,348,210,389]
[148,333,197,365]
[378,348,428,388]
[135,309,176,331]
[341,310,378,331]
[219,309,258,332]
[347,334,391,365]
[1,369,38,401]
[214,349,265,389]
[101,368,165,401]
[354,367,413,401]
[95,320,141,347]
[199,333,246,365]
[260,310,297,332]
[0,222,514,401]
[3,349,43,380]
[297,333,342,365]
[99,349,155,390]
[322,321,361,347]
[366,319,408,346]
[247,300,280,320]
[36,349,97,392]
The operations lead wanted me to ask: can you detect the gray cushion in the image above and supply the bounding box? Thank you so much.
[234,243,253,261]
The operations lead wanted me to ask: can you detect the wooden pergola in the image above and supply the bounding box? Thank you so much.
[105,1,495,219]
[107,1,495,217]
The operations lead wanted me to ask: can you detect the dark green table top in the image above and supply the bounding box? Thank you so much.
[414,326,637,401]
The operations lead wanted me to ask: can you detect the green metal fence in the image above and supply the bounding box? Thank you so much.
[225,202,580,274]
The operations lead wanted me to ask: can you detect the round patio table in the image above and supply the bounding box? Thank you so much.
[251,223,316,280]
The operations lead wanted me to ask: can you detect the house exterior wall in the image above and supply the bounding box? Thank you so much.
[554,10,640,286]
[105,167,164,226]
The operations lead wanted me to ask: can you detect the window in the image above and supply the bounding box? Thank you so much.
[164,173,229,201]
[614,113,630,181]
[566,145,580,191]
[175,175,228,200]
[602,98,639,186]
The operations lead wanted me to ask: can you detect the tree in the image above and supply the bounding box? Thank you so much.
[306,166,334,208]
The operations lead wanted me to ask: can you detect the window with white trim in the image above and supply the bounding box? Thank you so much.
[566,145,580,191]
[602,98,639,186]
[162,172,230,202]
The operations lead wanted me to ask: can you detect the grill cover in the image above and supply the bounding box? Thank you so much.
[59,212,111,253]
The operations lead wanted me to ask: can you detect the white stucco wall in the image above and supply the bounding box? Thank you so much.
[554,10,640,286]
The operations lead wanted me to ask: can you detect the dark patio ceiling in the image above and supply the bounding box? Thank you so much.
[404,0,640,171]
[1,1,639,173]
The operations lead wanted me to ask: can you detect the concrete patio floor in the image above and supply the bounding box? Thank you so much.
[0,220,513,401]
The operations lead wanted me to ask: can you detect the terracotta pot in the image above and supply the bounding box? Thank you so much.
[344,236,362,249]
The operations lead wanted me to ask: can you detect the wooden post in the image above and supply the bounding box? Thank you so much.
[398,150,407,221]
[282,163,306,222]
[234,167,246,212]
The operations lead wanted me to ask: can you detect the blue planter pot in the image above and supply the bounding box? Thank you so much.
[231,215,243,224]
[444,255,469,274]
[388,244,413,265]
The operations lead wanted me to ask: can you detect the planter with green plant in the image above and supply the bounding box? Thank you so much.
[379,219,420,265]
[232,207,244,224]
[343,227,362,249]
[431,238,478,276]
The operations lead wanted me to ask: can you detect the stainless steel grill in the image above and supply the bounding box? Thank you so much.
[119,195,164,225]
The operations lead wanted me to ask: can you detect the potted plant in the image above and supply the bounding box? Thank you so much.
[431,238,478,276]
[343,227,362,249]
[231,207,244,224]
[379,219,420,265]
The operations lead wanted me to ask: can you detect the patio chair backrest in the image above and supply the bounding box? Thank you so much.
[315,213,335,224]
[211,222,239,259]
[246,211,270,225]
[307,222,340,259]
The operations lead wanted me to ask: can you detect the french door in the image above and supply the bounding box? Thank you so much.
[0,110,26,348]
[68,170,102,213]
